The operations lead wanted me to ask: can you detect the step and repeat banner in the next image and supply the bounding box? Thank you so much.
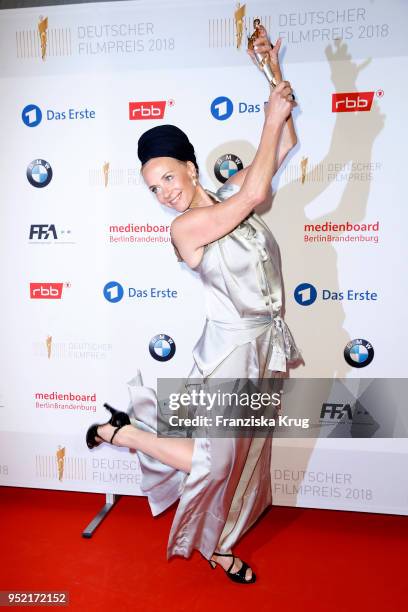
[0,0,407,515]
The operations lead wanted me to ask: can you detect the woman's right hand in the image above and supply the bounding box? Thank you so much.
[264,80,296,126]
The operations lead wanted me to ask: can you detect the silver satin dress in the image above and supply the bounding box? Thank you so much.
[128,182,301,560]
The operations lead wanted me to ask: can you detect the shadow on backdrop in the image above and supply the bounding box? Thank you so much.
[206,39,385,523]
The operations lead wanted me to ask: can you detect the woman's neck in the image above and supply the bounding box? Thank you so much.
[188,184,217,209]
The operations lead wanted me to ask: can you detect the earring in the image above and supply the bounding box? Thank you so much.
[192,176,198,187]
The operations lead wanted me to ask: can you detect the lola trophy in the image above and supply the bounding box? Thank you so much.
[247,18,294,99]
[247,18,279,87]
[247,18,278,87]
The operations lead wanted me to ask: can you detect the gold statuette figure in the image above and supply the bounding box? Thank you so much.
[56,446,66,481]
[234,2,246,49]
[247,18,277,87]
[46,335,52,359]
[300,156,308,184]
[38,15,48,61]
[103,161,110,187]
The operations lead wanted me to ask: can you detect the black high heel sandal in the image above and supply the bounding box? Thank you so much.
[86,403,131,449]
[208,552,256,584]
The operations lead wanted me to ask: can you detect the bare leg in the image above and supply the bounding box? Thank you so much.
[97,425,251,578]
[96,423,194,473]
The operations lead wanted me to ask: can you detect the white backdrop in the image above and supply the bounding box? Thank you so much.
[0,0,407,515]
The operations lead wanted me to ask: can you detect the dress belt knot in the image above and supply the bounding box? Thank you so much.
[208,315,300,373]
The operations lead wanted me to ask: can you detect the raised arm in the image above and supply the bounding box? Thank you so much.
[229,31,297,191]
[171,81,295,268]
[266,36,298,167]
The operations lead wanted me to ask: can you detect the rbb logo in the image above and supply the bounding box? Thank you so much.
[320,403,353,420]
[30,283,63,299]
[129,101,166,120]
[332,92,374,113]
[29,224,57,239]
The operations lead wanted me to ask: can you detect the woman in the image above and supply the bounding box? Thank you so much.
[86,29,300,583]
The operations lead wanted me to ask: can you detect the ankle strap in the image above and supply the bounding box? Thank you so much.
[110,426,121,444]
[212,552,233,558]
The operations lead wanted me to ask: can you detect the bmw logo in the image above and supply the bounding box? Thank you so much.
[210,96,234,121]
[344,339,374,368]
[149,334,176,362]
[22,104,42,127]
[26,159,52,188]
[214,154,243,183]
[103,281,124,303]
[294,283,318,306]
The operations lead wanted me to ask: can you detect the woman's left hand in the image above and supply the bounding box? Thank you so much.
[247,25,282,76]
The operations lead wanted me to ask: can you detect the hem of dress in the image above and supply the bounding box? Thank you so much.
[166,496,272,561]
[166,438,215,560]
[166,512,227,560]
[147,490,181,517]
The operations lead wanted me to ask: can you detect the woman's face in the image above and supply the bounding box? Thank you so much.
[141,157,196,212]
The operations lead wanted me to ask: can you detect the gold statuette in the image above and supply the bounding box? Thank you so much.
[247,18,277,87]
[56,446,66,481]
[38,15,48,61]
[300,156,308,184]
[46,335,52,359]
[234,2,246,49]
[103,161,110,187]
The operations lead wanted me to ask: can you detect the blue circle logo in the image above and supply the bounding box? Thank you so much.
[344,339,374,368]
[103,281,124,303]
[214,154,243,183]
[22,104,42,127]
[26,159,52,188]
[294,283,317,306]
[149,334,176,362]
[211,96,234,121]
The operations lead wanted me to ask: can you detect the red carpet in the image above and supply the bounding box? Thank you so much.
[1,486,406,611]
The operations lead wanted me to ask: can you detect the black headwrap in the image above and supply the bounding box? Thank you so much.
[137,124,198,172]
